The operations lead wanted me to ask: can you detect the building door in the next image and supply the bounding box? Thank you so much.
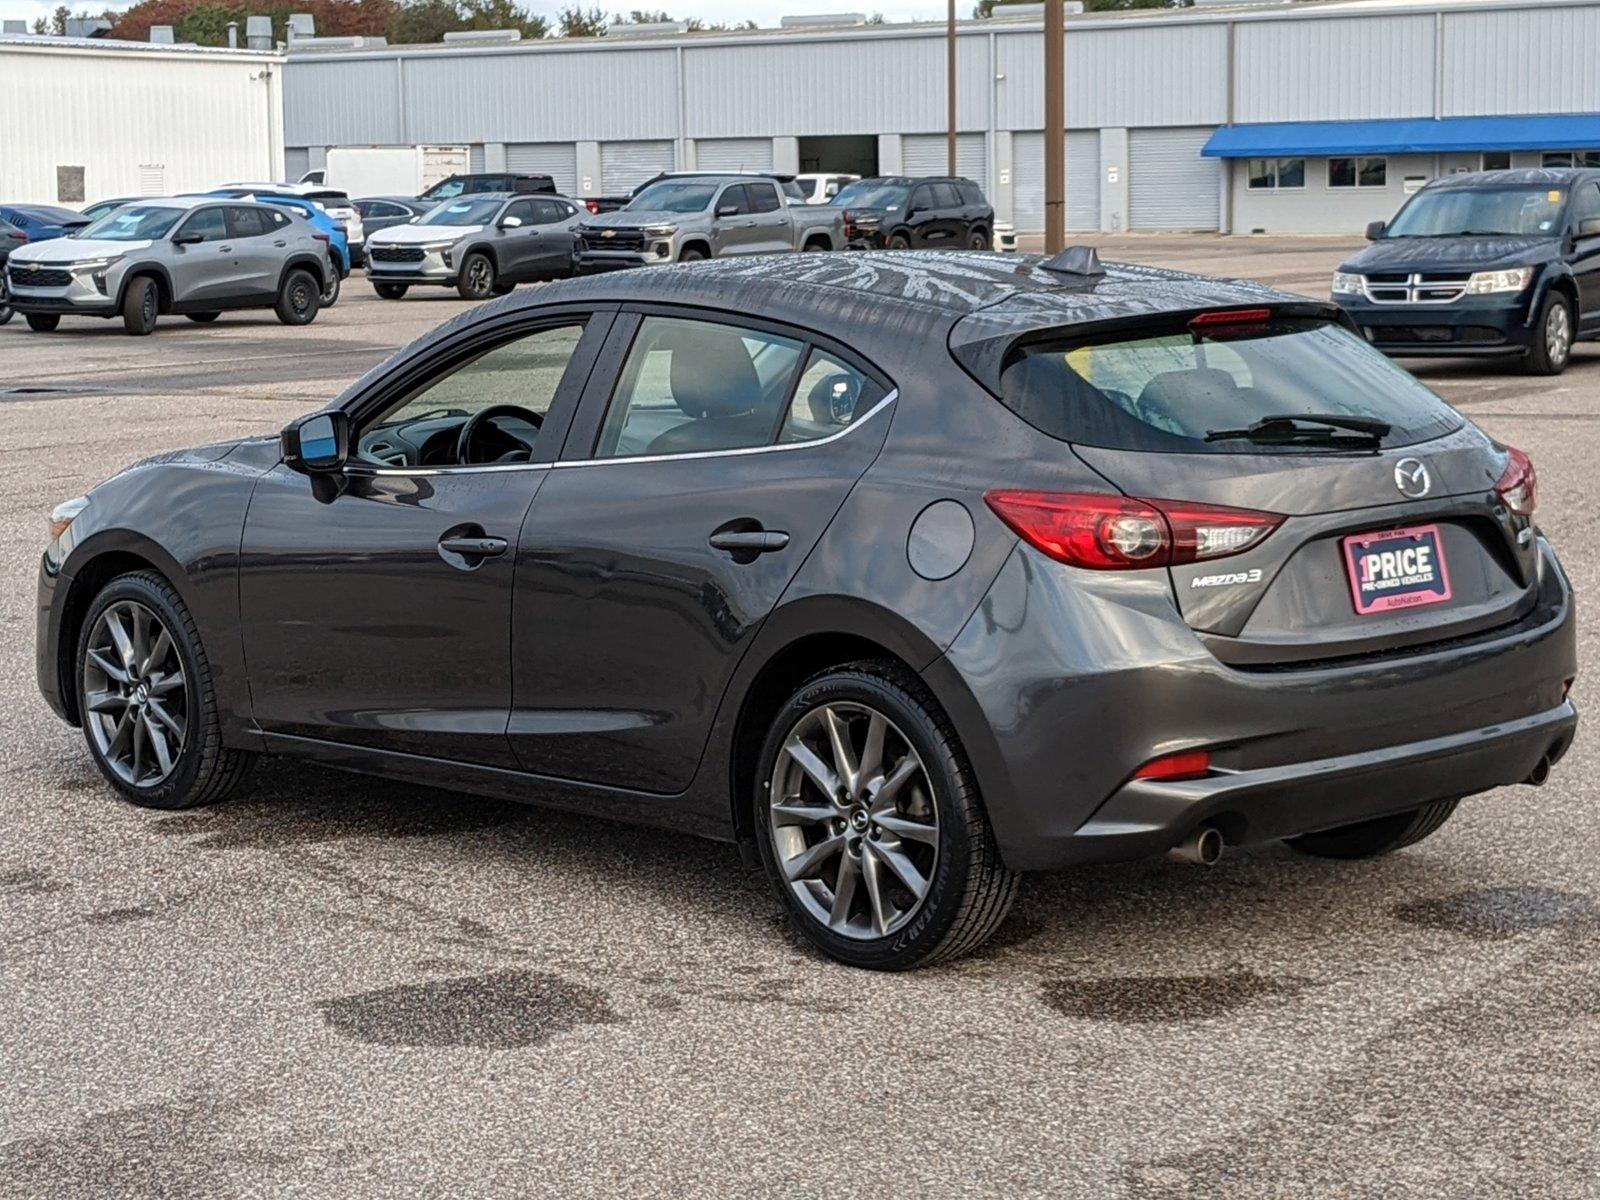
[696,138,774,172]
[1012,131,1100,233]
[600,140,676,195]
[1128,127,1220,231]
[901,133,985,183]
[507,142,578,195]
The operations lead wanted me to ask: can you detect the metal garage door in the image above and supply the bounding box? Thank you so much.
[901,134,986,184]
[1012,131,1100,233]
[507,142,577,195]
[601,140,676,194]
[1128,127,1220,231]
[469,144,486,173]
[695,138,773,172]
[284,147,311,183]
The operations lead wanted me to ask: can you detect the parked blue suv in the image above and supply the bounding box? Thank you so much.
[1333,168,1600,375]
[198,190,349,306]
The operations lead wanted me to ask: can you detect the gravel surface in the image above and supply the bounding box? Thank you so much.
[1,243,1595,1198]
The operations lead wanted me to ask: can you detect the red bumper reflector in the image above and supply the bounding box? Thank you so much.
[1133,751,1213,783]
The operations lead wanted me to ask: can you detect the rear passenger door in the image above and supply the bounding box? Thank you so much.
[744,181,791,254]
[1569,181,1600,332]
[528,198,579,277]
[224,205,282,299]
[507,310,893,793]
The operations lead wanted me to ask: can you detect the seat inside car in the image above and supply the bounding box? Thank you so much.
[646,326,779,455]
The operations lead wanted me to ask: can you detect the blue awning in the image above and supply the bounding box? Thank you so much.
[1203,115,1600,158]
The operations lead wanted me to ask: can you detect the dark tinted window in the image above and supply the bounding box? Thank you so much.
[909,185,936,212]
[178,207,229,242]
[1570,182,1600,227]
[958,181,986,206]
[747,182,781,214]
[531,199,565,225]
[931,182,962,208]
[227,206,271,238]
[998,316,1462,455]
[719,185,752,216]
[503,199,537,225]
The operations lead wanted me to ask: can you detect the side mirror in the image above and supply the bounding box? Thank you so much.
[172,231,204,246]
[1579,217,1600,238]
[1365,220,1387,241]
[499,216,523,229]
[282,410,349,475]
[716,204,738,218]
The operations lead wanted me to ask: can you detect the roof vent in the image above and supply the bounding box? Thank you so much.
[442,28,522,42]
[779,13,867,27]
[604,20,688,36]
[149,25,175,42]
[287,12,315,38]
[1039,246,1105,278]
[245,15,273,50]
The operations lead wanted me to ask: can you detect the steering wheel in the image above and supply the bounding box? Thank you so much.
[455,404,544,465]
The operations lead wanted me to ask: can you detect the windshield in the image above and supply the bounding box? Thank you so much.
[626,182,717,213]
[1386,186,1568,237]
[418,197,502,227]
[422,178,466,200]
[77,205,184,242]
[830,182,909,210]
[999,316,1462,454]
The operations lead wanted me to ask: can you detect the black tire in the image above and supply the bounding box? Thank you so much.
[275,268,320,326]
[753,662,1020,970]
[185,312,220,324]
[373,282,408,300]
[457,252,496,300]
[1524,291,1574,376]
[887,233,912,251]
[75,571,255,810]
[678,245,708,263]
[121,276,159,336]
[801,239,828,253]
[319,269,341,307]
[26,313,61,332]
[1287,799,1460,860]
[0,279,12,326]
[492,280,517,296]
[968,228,990,251]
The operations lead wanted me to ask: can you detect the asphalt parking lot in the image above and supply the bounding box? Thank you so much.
[1,238,1596,1198]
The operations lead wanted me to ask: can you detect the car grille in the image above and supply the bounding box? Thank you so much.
[1367,325,1507,346]
[369,245,425,264]
[1362,272,1473,304]
[579,231,645,252]
[9,265,72,288]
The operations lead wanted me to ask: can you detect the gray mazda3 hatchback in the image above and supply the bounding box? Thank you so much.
[37,250,1578,970]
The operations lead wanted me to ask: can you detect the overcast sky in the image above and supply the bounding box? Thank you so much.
[0,0,955,33]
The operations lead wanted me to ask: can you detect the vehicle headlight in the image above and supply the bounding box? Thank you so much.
[1465,267,1534,294]
[1331,271,1366,296]
[70,256,122,273]
[642,225,677,238]
[48,495,89,541]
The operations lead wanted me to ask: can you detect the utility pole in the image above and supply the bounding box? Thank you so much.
[1043,0,1065,253]
[947,0,958,176]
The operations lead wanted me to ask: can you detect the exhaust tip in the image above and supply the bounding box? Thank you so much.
[1525,755,1552,787]
[1168,825,1224,866]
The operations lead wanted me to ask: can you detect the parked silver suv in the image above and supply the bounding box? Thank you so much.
[5,196,333,336]
[364,192,583,301]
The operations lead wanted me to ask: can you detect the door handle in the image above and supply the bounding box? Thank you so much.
[219,244,233,252]
[274,240,287,247]
[709,529,789,554]
[438,533,509,569]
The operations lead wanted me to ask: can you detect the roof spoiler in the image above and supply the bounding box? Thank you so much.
[1038,245,1105,278]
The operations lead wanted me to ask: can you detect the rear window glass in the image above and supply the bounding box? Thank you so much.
[999,317,1462,454]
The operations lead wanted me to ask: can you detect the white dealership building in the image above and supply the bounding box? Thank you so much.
[0,33,285,208]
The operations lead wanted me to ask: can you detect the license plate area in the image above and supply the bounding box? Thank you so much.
[1343,524,1453,616]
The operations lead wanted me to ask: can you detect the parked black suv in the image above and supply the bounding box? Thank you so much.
[831,176,995,251]
[419,174,556,202]
[1333,168,1600,374]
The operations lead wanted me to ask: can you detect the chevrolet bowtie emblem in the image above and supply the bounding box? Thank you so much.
[601,230,616,238]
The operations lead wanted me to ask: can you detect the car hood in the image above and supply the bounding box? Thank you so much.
[1340,235,1560,274]
[582,210,694,229]
[11,237,153,264]
[370,223,477,245]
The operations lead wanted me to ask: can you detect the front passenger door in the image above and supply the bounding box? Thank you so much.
[1569,182,1600,332]
[712,184,760,255]
[169,206,234,302]
[497,198,539,281]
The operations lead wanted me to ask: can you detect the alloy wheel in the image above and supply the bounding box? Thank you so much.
[767,702,939,940]
[1547,302,1571,365]
[467,258,492,293]
[81,600,188,787]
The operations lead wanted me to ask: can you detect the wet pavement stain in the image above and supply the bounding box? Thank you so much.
[1391,887,1600,941]
[317,970,619,1049]
[0,868,69,896]
[82,906,158,926]
[1041,971,1309,1023]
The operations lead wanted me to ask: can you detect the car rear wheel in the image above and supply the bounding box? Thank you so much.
[0,279,12,325]
[887,233,911,251]
[1286,799,1459,860]
[754,663,1020,970]
[1525,292,1573,375]
[26,313,60,332]
[319,270,341,307]
[457,252,496,300]
[76,571,255,810]
[275,268,320,326]
[968,229,990,250]
[373,282,408,300]
[122,277,159,336]
[185,312,220,324]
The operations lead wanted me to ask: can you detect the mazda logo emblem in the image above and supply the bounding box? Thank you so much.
[1394,457,1431,499]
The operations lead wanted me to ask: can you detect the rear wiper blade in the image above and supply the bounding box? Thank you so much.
[1205,413,1391,445]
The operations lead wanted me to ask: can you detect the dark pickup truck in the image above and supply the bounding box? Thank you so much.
[1332,168,1600,374]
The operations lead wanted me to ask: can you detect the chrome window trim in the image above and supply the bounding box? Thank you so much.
[339,389,897,478]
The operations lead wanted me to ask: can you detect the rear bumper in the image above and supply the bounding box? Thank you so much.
[935,538,1579,871]
[1335,292,1537,355]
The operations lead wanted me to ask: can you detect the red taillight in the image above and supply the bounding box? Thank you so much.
[843,209,856,238]
[1133,750,1213,782]
[585,199,600,214]
[984,491,1283,571]
[1189,307,1273,336]
[1494,445,1537,517]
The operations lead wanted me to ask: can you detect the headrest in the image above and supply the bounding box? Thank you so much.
[667,327,761,419]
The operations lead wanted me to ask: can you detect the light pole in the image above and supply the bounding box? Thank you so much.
[947,0,958,176]
[1043,0,1065,253]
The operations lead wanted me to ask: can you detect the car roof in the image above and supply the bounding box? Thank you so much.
[105,196,217,212]
[4,203,87,221]
[848,176,976,187]
[1424,167,1600,190]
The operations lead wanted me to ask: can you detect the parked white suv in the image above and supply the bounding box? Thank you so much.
[794,173,860,204]
[222,182,367,264]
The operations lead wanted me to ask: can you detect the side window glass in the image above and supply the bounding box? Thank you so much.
[748,183,781,214]
[934,183,962,208]
[504,200,535,225]
[719,185,751,216]
[596,317,805,459]
[780,350,885,444]
[356,323,586,468]
[227,206,269,238]
[532,199,563,225]
[910,185,934,212]
[178,207,228,242]
[1572,183,1600,226]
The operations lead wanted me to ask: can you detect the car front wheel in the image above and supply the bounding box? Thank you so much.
[373,282,408,300]
[26,313,60,332]
[122,276,159,335]
[1525,292,1573,375]
[76,571,255,809]
[754,663,1020,970]
[457,252,496,300]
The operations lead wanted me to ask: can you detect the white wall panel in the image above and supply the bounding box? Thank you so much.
[695,138,773,171]
[1128,127,1219,231]
[283,58,402,146]
[1011,130,1099,233]
[507,142,578,194]
[1236,15,1435,123]
[1442,7,1600,117]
